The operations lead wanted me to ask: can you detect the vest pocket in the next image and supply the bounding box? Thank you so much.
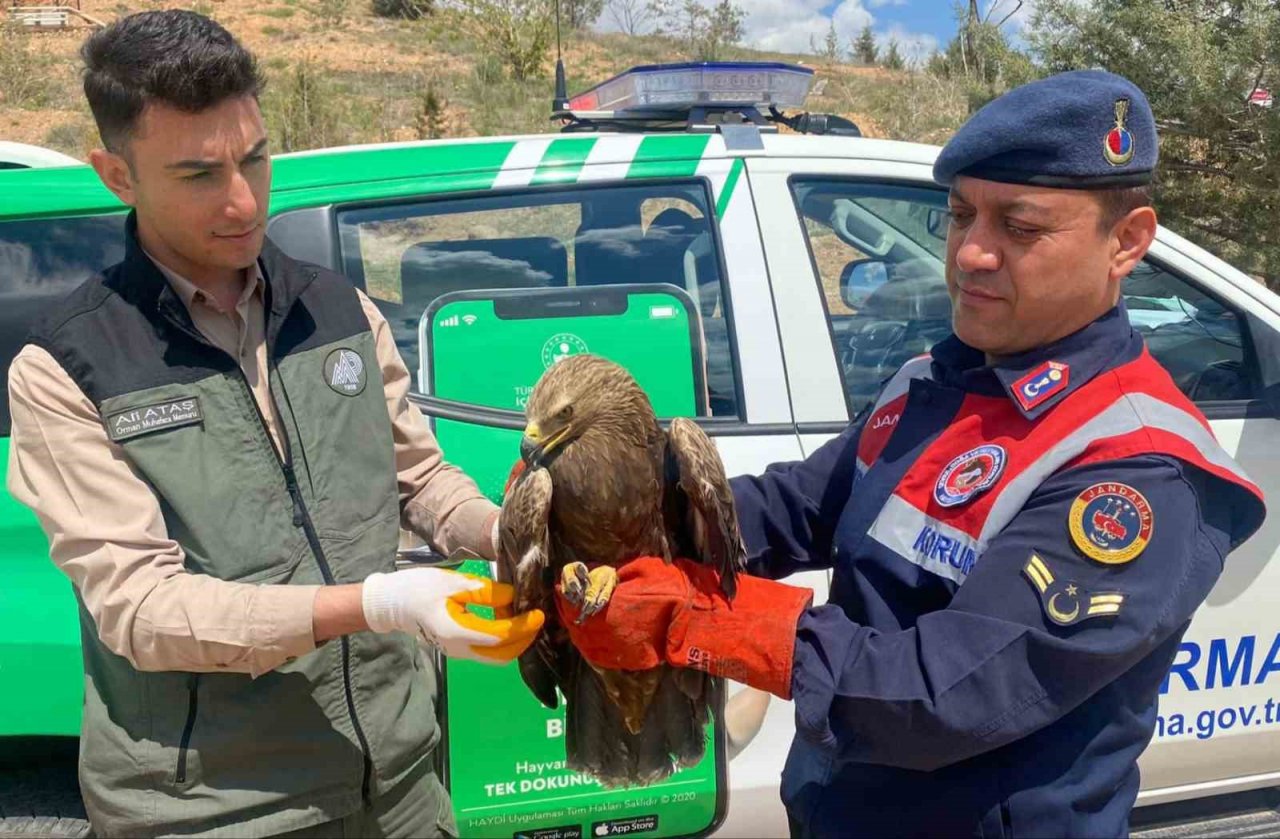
[174,674,200,786]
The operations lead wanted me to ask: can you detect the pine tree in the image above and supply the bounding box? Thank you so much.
[885,38,905,71]
[852,24,878,65]
[821,19,840,62]
[1028,0,1280,287]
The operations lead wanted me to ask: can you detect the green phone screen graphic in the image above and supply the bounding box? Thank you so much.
[423,285,724,839]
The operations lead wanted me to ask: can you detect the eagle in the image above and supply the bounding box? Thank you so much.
[497,353,745,788]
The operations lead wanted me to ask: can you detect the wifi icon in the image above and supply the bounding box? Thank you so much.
[461,314,478,326]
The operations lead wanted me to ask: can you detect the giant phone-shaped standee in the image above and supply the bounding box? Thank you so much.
[418,283,726,839]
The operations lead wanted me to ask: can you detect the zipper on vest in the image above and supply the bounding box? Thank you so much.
[175,674,199,785]
[234,367,376,806]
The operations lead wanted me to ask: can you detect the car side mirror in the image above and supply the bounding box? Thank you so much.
[841,260,889,309]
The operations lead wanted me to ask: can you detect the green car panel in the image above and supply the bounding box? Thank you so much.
[0,439,84,736]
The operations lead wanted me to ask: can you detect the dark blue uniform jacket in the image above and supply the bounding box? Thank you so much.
[731,306,1265,838]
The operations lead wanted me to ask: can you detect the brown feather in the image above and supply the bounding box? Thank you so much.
[497,467,562,709]
[665,416,746,596]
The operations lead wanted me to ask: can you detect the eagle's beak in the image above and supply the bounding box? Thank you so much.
[521,422,569,465]
[519,426,541,464]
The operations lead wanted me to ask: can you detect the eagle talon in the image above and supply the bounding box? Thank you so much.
[560,562,617,622]
[577,566,618,621]
[561,562,591,611]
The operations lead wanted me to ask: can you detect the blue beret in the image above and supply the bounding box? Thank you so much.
[933,69,1158,189]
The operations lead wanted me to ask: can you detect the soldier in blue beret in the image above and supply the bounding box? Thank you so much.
[556,69,1265,837]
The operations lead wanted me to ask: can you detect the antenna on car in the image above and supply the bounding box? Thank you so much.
[552,0,568,112]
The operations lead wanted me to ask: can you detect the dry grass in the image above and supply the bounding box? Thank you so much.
[1,0,973,158]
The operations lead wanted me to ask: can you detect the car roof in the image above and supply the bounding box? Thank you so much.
[0,141,83,170]
[0,131,944,221]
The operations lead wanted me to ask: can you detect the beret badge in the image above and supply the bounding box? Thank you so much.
[1103,98,1135,167]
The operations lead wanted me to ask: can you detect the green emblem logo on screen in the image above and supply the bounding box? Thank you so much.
[541,333,590,369]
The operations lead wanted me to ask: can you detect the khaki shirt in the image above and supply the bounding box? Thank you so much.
[6,256,498,677]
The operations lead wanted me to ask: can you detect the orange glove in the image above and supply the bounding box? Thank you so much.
[555,557,812,699]
[363,568,544,664]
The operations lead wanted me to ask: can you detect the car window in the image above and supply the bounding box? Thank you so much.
[336,181,740,417]
[0,215,127,435]
[1123,261,1254,402]
[791,180,952,415]
[790,179,1258,416]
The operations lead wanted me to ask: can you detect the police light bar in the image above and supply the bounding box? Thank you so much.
[566,62,815,113]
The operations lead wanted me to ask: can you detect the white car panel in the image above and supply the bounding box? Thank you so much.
[747,169,847,424]
[1136,413,1280,799]
[699,155,793,425]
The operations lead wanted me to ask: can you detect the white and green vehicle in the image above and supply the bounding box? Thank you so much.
[2,63,1280,838]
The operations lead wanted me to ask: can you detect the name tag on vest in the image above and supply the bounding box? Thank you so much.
[105,397,203,442]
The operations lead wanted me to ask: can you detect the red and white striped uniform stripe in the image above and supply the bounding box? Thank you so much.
[855,350,1263,584]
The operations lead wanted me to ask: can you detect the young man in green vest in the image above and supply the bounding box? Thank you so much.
[6,10,541,836]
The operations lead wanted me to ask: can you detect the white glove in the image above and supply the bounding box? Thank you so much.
[362,567,543,664]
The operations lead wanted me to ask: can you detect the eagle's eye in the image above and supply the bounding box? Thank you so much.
[557,405,574,422]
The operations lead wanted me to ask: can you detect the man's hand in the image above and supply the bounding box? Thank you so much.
[554,557,812,698]
[364,567,544,664]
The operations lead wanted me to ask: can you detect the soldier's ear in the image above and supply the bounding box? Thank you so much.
[1109,206,1157,284]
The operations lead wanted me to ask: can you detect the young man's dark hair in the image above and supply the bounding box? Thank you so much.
[80,9,264,153]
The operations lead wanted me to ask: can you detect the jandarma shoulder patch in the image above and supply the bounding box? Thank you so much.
[1069,482,1153,565]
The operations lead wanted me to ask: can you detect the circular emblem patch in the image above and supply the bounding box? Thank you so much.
[1069,482,1153,564]
[934,444,1007,508]
[540,333,589,369]
[323,348,366,396]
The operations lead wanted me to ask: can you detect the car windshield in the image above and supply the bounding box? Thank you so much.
[0,214,127,433]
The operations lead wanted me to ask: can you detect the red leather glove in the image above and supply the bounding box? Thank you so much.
[555,557,812,699]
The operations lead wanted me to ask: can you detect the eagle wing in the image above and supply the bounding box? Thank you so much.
[497,466,561,709]
[665,416,746,597]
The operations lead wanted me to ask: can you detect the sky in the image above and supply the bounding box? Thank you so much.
[597,0,1035,67]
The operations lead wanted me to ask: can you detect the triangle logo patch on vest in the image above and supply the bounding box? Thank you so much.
[324,348,366,396]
